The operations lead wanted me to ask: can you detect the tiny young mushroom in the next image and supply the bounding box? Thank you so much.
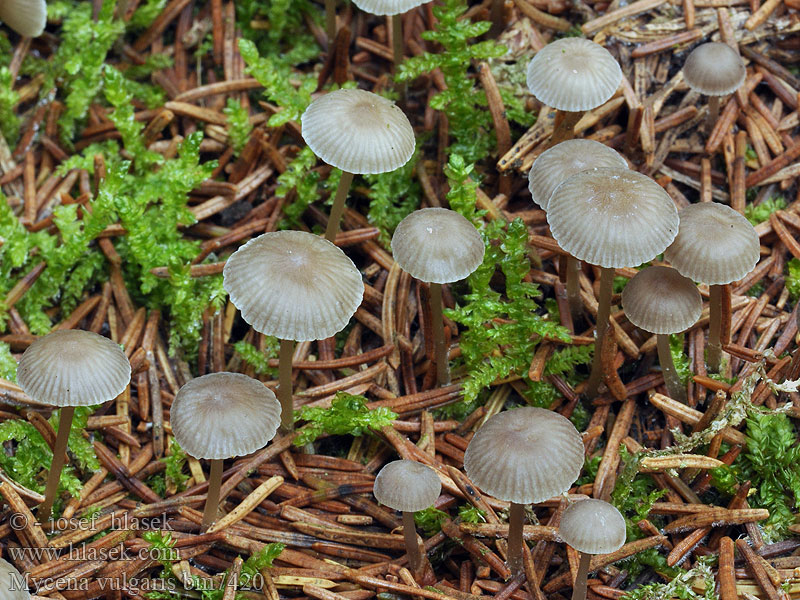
[0,0,46,38]
[17,329,131,521]
[621,266,702,403]
[464,407,584,577]
[0,557,29,600]
[301,88,415,242]
[391,208,485,386]
[682,42,745,131]
[170,372,281,531]
[558,499,626,600]
[223,230,364,430]
[373,460,442,577]
[663,202,759,373]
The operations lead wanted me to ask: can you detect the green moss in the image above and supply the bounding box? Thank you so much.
[293,392,397,446]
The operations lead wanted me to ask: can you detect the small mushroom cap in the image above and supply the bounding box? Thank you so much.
[0,558,29,600]
[528,139,627,210]
[526,38,622,112]
[391,208,485,283]
[559,499,626,555]
[171,372,281,460]
[352,0,427,15]
[547,167,679,268]
[0,0,46,38]
[463,407,584,505]
[683,42,746,96]
[301,88,415,174]
[223,230,364,342]
[664,203,759,285]
[622,266,702,334]
[17,330,131,407]
[374,460,442,512]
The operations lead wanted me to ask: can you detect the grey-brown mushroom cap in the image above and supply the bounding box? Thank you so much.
[622,266,702,335]
[559,499,626,555]
[391,208,485,283]
[0,0,47,38]
[17,329,131,407]
[374,460,442,512]
[223,230,364,342]
[0,557,30,600]
[526,38,623,112]
[528,139,628,210]
[463,407,584,505]
[352,0,427,15]
[664,203,759,285]
[682,42,746,96]
[301,88,415,174]
[171,372,281,460]
[547,167,679,268]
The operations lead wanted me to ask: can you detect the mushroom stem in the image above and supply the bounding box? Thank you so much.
[585,267,614,399]
[202,458,224,531]
[489,0,506,37]
[39,405,75,522]
[706,96,720,132]
[391,14,403,71]
[656,334,687,403]
[507,501,526,577]
[571,551,592,600]
[550,111,583,146]
[429,282,450,386]
[278,338,295,431]
[707,284,723,372]
[325,0,337,47]
[325,170,355,243]
[566,255,583,325]
[402,510,422,573]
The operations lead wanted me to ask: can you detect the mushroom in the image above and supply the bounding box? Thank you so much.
[171,372,281,530]
[546,167,679,398]
[373,460,442,575]
[528,139,628,322]
[463,407,584,577]
[0,558,29,600]
[526,38,622,146]
[391,208,484,385]
[301,88,415,242]
[17,329,131,521]
[0,0,46,38]
[621,266,701,402]
[682,42,745,131]
[558,499,626,600]
[223,230,364,430]
[664,202,759,373]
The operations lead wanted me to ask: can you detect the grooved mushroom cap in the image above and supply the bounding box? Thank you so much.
[301,88,415,174]
[664,203,759,285]
[0,558,29,600]
[171,372,281,460]
[391,208,485,283]
[17,330,131,407]
[682,42,746,96]
[374,460,442,512]
[223,230,364,341]
[559,499,626,555]
[0,0,46,38]
[526,38,623,112]
[622,266,702,335]
[352,0,427,15]
[547,167,679,268]
[463,407,584,505]
[528,139,627,210]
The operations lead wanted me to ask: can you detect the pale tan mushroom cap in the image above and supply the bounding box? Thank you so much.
[223,230,364,341]
[683,42,746,96]
[0,0,46,38]
[528,139,627,210]
[301,89,415,174]
[526,38,622,112]
[374,460,442,512]
[0,558,29,600]
[664,203,759,285]
[559,499,626,555]
[622,266,702,334]
[352,0,427,15]
[464,407,584,505]
[547,167,679,268]
[171,372,281,460]
[17,330,131,407]
[391,208,485,283]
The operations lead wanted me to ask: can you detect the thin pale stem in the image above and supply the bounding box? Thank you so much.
[507,502,525,577]
[278,338,295,431]
[571,551,592,600]
[566,255,583,324]
[403,511,422,573]
[706,96,720,132]
[392,14,407,105]
[550,111,583,146]
[39,406,75,522]
[708,284,723,372]
[325,0,337,47]
[489,0,506,36]
[202,459,224,531]
[325,171,355,243]
[429,282,450,386]
[584,267,614,399]
[657,334,687,403]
